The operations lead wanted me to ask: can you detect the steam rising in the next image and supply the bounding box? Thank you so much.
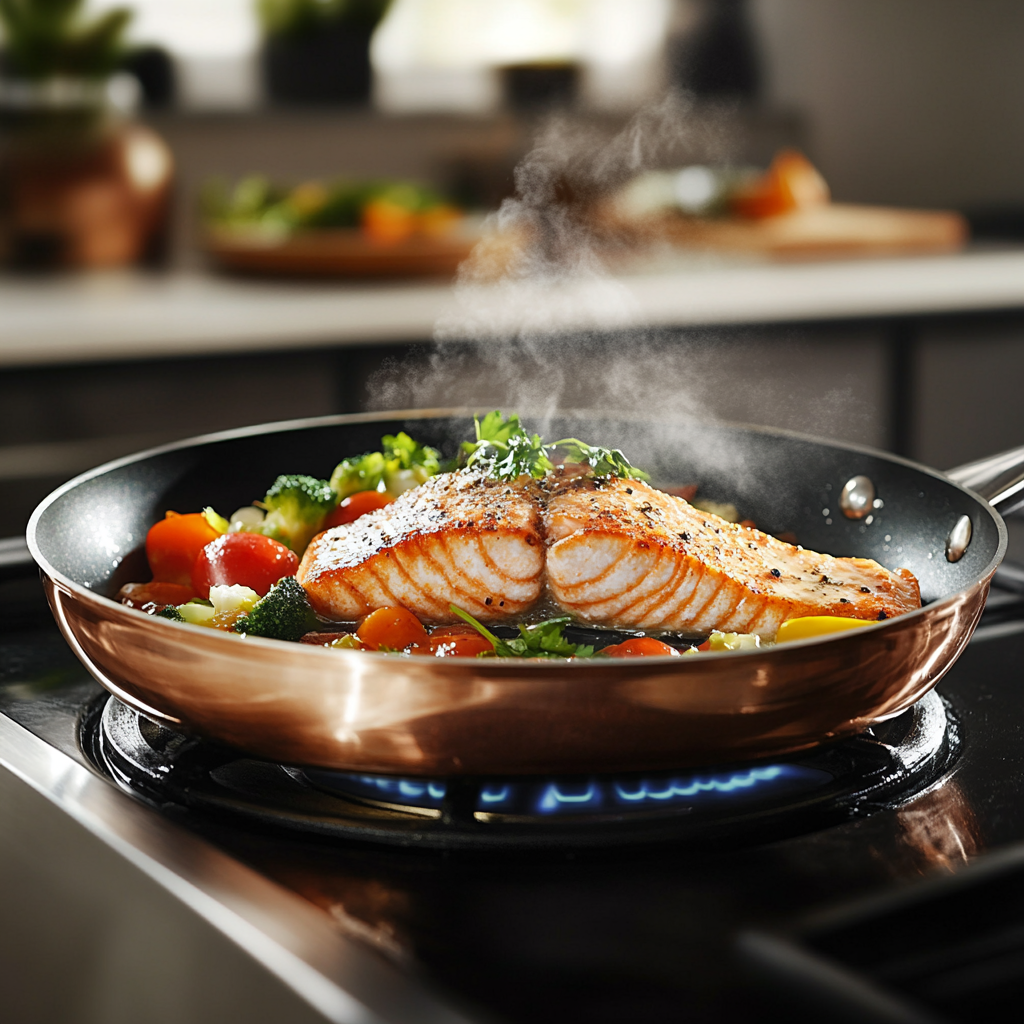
[369,92,874,469]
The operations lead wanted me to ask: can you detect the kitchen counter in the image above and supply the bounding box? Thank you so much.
[4,246,1024,367]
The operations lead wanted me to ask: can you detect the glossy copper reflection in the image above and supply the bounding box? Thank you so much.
[43,570,992,776]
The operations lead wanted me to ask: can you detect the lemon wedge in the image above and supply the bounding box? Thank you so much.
[776,616,875,644]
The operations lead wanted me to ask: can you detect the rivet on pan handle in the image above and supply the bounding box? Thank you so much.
[839,476,876,519]
[946,515,972,563]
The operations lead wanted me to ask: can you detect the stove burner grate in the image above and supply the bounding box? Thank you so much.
[83,691,960,851]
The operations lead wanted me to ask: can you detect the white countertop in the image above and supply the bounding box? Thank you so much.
[3,247,1024,368]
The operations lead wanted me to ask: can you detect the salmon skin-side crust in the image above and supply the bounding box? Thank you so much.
[545,475,920,638]
[298,469,545,622]
[298,468,921,635]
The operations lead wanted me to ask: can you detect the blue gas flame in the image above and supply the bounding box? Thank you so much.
[613,765,789,803]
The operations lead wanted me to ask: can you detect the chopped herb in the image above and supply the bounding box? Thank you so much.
[551,438,649,482]
[462,412,552,480]
[449,604,596,659]
[461,411,647,483]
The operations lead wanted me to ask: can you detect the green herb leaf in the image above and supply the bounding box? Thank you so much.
[461,412,647,483]
[551,438,649,481]
[461,412,553,481]
[449,604,594,659]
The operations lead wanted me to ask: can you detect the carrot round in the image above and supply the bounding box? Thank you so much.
[356,606,429,651]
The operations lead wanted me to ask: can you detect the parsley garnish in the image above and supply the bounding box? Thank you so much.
[450,605,596,659]
[461,412,647,483]
[550,438,649,482]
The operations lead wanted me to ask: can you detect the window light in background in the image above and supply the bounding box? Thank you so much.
[91,0,260,109]
[372,0,673,113]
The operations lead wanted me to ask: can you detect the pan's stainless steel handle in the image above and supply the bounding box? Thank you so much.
[947,444,1024,515]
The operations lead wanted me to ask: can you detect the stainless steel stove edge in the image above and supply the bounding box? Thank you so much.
[0,712,478,1024]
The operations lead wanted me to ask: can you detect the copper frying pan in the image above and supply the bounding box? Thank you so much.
[25,410,1014,775]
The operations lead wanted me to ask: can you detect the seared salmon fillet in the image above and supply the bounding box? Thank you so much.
[544,475,920,638]
[297,469,545,623]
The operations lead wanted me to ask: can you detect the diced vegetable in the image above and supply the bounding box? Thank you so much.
[178,599,217,626]
[191,532,299,599]
[146,511,224,586]
[209,584,261,616]
[234,576,320,642]
[229,506,266,532]
[601,637,681,658]
[686,631,763,653]
[776,616,873,644]
[356,606,430,651]
[202,507,230,534]
[323,490,394,528]
[330,633,366,650]
[258,473,336,553]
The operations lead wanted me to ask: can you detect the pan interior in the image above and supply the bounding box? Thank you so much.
[29,412,1003,607]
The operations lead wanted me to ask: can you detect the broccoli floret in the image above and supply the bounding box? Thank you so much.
[156,605,185,622]
[259,474,336,553]
[330,432,441,500]
[233,576,319,642]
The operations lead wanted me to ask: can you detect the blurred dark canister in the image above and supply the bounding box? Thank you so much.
[671,0,760,99]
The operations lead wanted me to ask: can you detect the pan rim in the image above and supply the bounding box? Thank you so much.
[26,407,1007,666]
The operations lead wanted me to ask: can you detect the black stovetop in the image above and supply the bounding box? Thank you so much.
[5,571,1024,1023]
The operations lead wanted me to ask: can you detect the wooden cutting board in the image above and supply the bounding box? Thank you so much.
[205,226,478,278]
[653,203,968,258]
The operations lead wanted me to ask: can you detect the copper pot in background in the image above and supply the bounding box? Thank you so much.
[0,85,173,269]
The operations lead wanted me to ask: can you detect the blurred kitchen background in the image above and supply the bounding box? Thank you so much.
[4,0,1024,540]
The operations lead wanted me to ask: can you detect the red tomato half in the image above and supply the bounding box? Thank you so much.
[146,512,220,586]
[427,624,494,658]
[601,637,681,658]
[324,490,394,528]
[191,533,299,598]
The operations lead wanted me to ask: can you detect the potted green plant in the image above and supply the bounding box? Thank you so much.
[0,0,173,268]
[258,0,391,105]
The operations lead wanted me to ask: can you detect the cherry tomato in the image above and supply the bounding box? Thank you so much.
[146,512,221,586]
[324,490,394,528]
[356,606,429,651]
[191,533,299,599]
[601,637,681,658]
[427,624,494,658]
[117,581,196,609]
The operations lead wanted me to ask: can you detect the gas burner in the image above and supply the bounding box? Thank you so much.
[84,692,960,851]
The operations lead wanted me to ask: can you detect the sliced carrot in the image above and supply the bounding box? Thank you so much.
[146,512,221,586]
[356,606,430,651]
